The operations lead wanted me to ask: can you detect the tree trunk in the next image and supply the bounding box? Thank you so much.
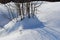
[26,2,30,18]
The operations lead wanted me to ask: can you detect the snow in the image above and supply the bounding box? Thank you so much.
[0,2,60,40]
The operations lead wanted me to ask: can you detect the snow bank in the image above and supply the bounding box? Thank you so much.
[0,2,60,40]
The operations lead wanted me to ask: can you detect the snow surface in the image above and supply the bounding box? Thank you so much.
[0,2,60,40]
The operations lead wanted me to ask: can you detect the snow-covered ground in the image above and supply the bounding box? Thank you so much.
[0,2,60,40]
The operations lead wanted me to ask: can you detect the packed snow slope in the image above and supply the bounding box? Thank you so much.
[0,2,60,40]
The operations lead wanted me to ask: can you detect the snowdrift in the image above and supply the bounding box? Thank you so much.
[0,2,60,40]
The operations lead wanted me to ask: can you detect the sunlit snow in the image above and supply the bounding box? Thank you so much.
[0,2,60,40]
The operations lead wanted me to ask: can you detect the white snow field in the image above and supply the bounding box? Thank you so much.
[0,2,60,40]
